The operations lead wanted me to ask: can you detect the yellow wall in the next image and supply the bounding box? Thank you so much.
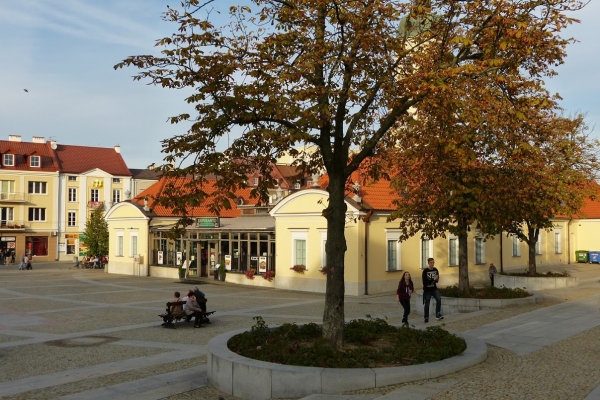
[105,203,149,276]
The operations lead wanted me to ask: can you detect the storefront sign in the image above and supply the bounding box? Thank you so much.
[65,234,79,239]
[59,243,66,252]
[225,255,231,270]
[259,256,267,273]
[1,237,16,241]
[195,217,220,228]
[78,234,88,256]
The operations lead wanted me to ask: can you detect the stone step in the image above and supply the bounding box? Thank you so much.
[298,380,458,400]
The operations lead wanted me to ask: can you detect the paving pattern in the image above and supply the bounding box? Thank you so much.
[0,262,599,399]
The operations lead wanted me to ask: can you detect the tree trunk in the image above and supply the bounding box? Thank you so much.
[457,217,470,294]
[527,224,538,275]
[322,175,347,348]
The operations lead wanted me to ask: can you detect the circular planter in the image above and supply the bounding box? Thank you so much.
[494,274,578,290]
[207,328,487,400]
[415,290,543,315]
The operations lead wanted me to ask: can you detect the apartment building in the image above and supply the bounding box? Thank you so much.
[55,144,132,261]
[0,135,61,261]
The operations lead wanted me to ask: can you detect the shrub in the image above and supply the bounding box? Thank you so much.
[291,264,306,274]
[263,270,275,281]
[439,285,531,299]
[245,269,256,280]
[228,316,466,368]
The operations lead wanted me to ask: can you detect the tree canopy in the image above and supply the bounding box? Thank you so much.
[116,0,587,347]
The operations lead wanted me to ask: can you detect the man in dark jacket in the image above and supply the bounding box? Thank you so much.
[421,258,443,323]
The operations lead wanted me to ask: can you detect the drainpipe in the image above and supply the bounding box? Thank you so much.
[499,232,504,274]
[56,171,61,261]
[567,218,572,264]
[363,210,373,295]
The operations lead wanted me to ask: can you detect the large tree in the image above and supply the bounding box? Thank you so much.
[84,208,109,257]
[116,0,585,347]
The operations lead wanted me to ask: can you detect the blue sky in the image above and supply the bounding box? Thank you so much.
[1,0,598,169]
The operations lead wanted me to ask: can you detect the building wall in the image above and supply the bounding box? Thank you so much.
[105,203,150,276]
[58,171,131,261]
[568,219,600,263]
[0,170,60,261]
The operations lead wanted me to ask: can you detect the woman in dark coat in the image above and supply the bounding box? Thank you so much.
[396,271,414,325]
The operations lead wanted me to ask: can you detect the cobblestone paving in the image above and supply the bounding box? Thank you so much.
[1,262,600,399]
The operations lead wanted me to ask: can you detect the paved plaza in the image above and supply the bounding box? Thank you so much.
[1,262,600,399]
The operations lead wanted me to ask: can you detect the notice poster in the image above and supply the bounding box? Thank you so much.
[259,256,267,273]
[224,255,232,271]
[59,243,66,253]
[176,252,182,266]
[157,251,164,265]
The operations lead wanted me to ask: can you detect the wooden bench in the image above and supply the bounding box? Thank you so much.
[158,301,215,329]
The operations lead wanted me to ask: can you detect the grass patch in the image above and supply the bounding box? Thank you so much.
[227,316,466,368]
[503,271,570,277]
[439,285,531,299]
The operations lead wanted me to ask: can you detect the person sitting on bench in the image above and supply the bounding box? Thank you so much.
[184,291,204,328]
[193,286,210,324]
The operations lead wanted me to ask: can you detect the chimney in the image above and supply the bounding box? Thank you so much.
[114,144,121,153]
[32,136,45,143]
[50,140,57,150]
[8,135,21,142]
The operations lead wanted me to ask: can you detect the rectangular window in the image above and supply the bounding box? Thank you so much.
[0,181,15,200]
[28,181,47,194]
[535,232,543,255]
[386,230,402,271]
[3,154,14,166]
[112,178,121,183]
[91,189,99,202]
[512,236,521,257]
[130,235,138,257]
[421,238,433,269]
[116,231,124,256]
[68,187,77,202]
[294,239,306,265]
[68,176,77,181]
[555,231,562,254]
[112,189,121,203]
[30,155,40,167]
[449,237,458,266]
[294,181,301,189]
[28,208,46,221]
[26,236,48,256]
[68,211,76,227]
[253,177,259,186]
[1,207,14,223]
[475,237,485,264]
[66,239,76,255]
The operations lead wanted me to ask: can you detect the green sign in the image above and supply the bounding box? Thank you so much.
[196,217,220,228]
[78,234,88,256]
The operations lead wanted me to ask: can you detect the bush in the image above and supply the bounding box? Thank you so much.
[439,285,531,299]
[228,316,466,368]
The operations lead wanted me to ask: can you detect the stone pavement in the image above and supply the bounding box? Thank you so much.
[0,261,600,399]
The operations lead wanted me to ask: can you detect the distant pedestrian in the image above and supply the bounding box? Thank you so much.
[422,258,443,323]
[489,263,498,286]
[397,271,414,325]
[18,254,26,270]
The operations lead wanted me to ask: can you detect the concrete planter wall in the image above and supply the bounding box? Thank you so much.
[415,290,542,315]
[207,328,487,400]
[494,274,578,290]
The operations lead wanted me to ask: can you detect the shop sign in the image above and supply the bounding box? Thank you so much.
[1,237,16,241]
[65,234,79,239]
[195,217,220,228]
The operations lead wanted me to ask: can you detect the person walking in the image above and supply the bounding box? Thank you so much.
[18,253,26,270]
[397,271,414,325]
[422,258,443,323]
[489,263,498,286]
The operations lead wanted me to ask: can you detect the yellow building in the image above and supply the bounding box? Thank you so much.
[0,135,60,262]
[53,144,132,261]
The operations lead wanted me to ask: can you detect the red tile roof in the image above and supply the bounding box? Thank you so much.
[54,144,130,176]
[317,172,400,211]
[0,140,60,172]
[133,177,256,218]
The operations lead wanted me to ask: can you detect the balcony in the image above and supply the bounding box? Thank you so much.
[0,192,28,203]
[87,201,105,209]
[0,220,27,231]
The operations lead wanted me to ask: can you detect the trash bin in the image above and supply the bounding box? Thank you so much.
[575,250,589,263]
[589,251,600,263]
